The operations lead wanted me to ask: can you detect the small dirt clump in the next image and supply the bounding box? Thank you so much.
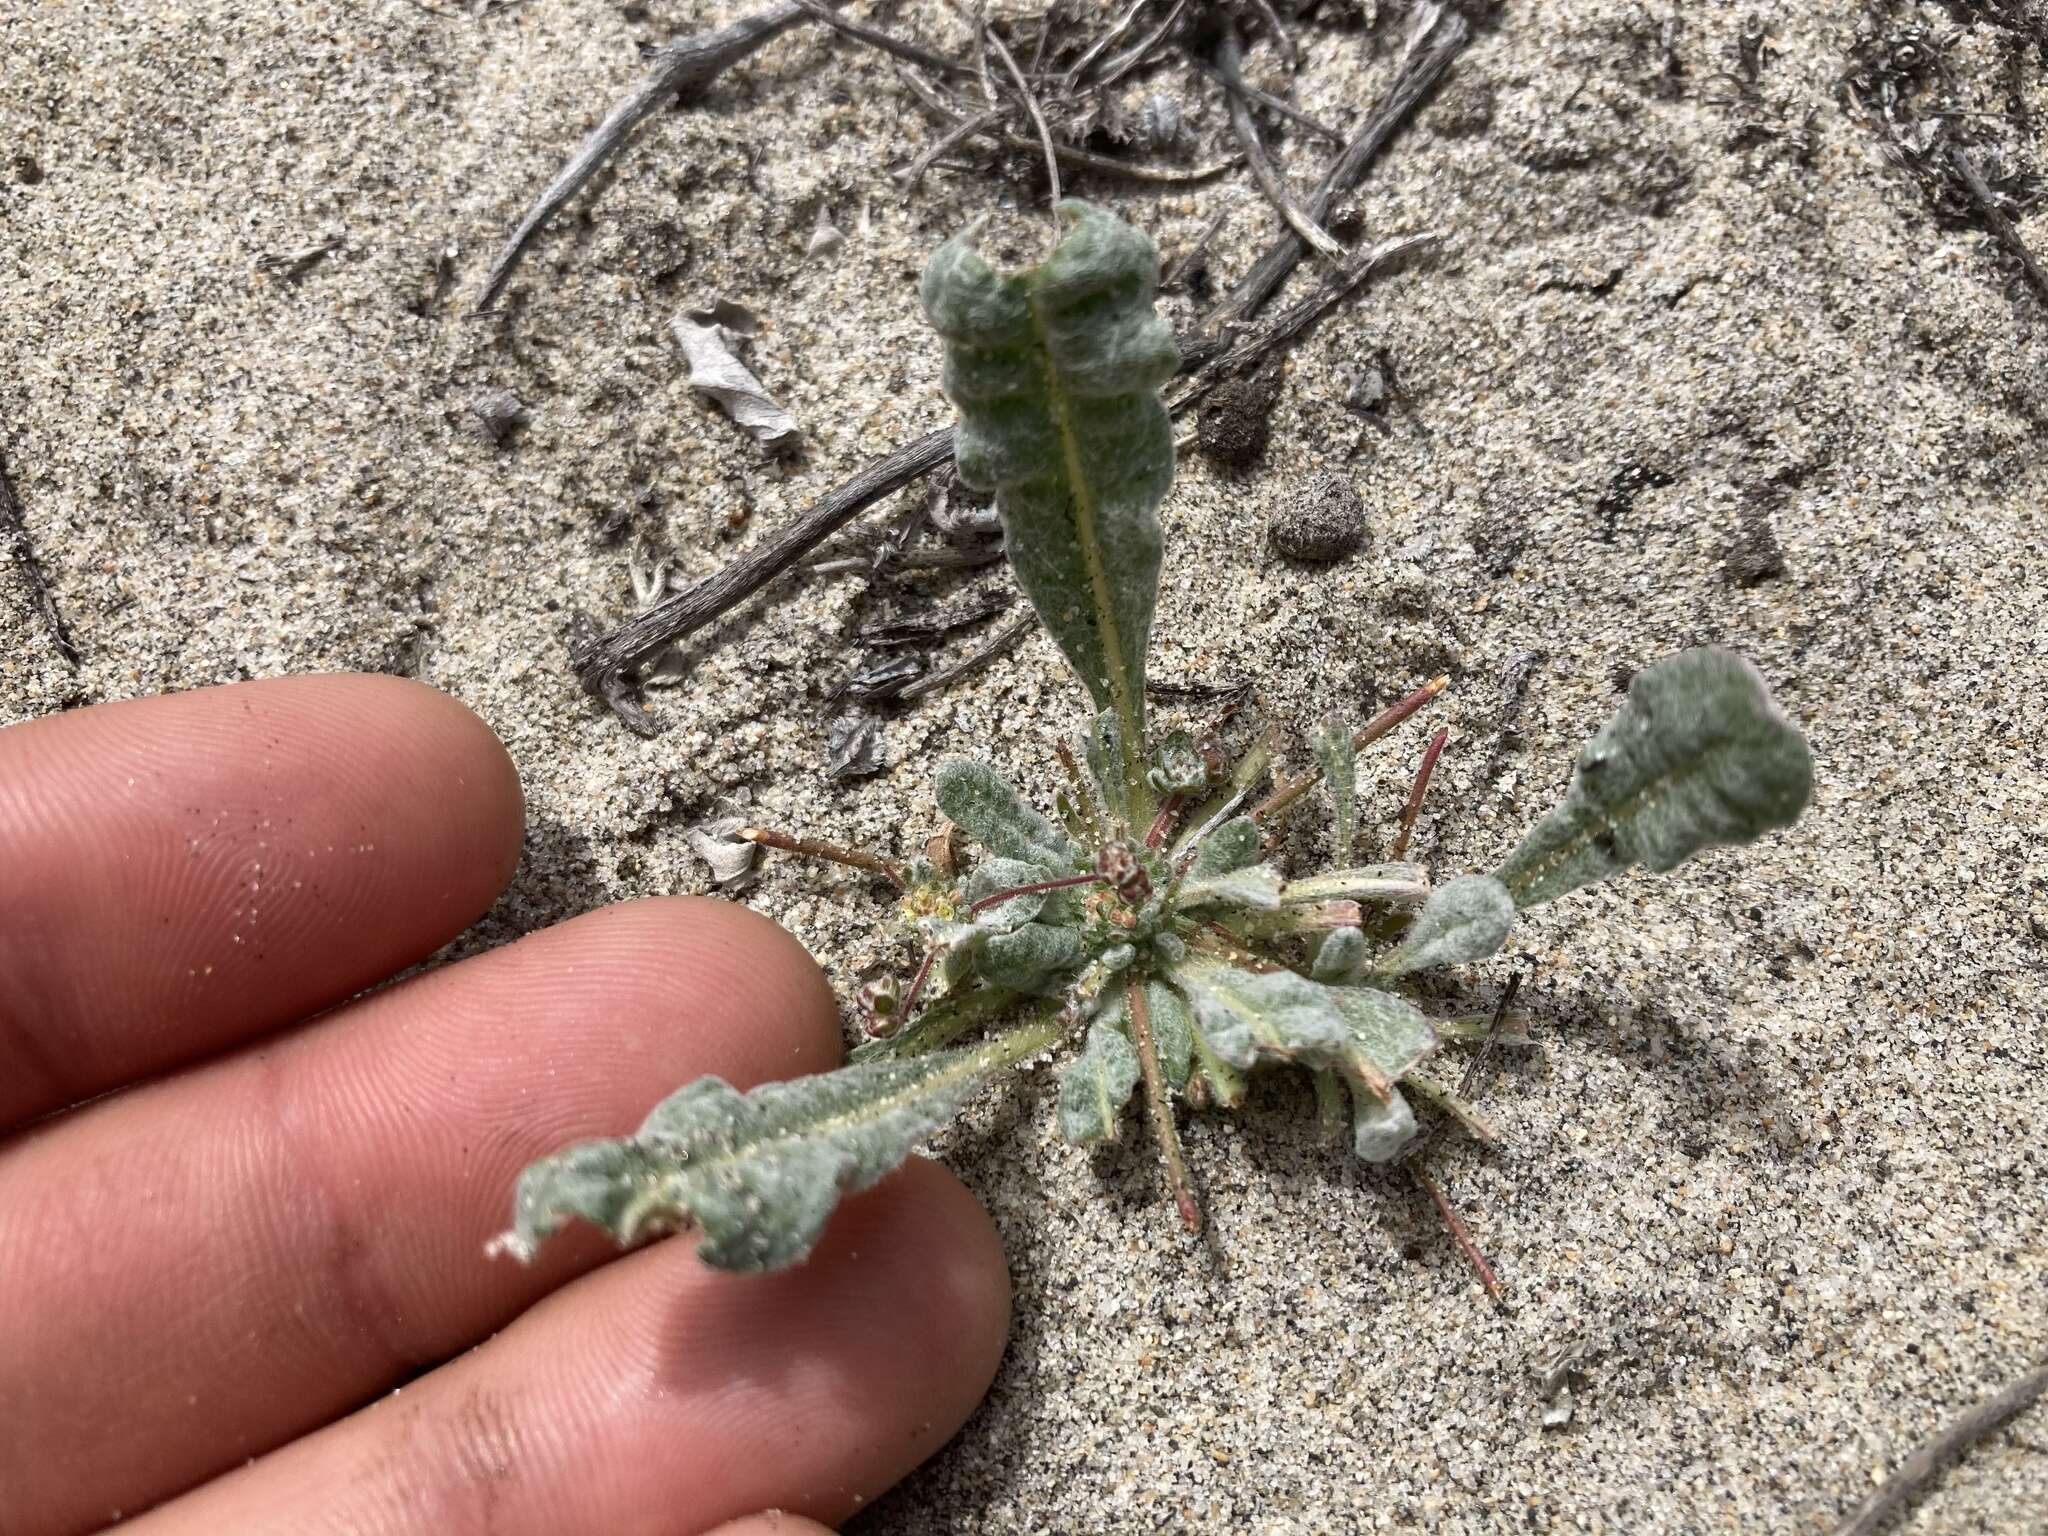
[1268,472,1367,563]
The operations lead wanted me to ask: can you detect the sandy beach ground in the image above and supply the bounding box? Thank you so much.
[3,0,2044,1529]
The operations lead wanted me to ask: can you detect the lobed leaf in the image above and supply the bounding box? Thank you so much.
[1058,1020,1141,1144]
[1376,874,1515,976]
[490,1025,1049,1272]
[923,202,1179,789]
[981,922,1091,993]
[1497,648,1812,908]
[935,758,1076,868]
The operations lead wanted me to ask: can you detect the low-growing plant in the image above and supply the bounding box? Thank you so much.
[489,203,1813,1280]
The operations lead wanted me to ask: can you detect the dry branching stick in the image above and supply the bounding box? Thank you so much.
[1215,26,1345,262]
[0,446,80,667]
[895,67,1237,187]
[1193,56,1345,144]
[1092,0,1190,91]
[1210,2,1470,325]
[786,0,973,79]
[570,427,956,730]
[1948,144,2048,303]
[1060,0,1156,92]
[895,609,1035,701]
[984,24,1061,208]
[475,0,821,312]
[1832,1359,2048,1536]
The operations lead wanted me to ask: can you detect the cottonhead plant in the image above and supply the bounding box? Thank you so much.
[490,203,1813,1281]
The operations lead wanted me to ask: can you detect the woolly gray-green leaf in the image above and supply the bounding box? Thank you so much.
[1170,958,1350,1073]
[489,1028,1047,1272]
[1377,874,1515,976]
[935,758,1076,868]
[965,855,1058,932]
[1316,717,1357,856]
[982,922,1090,993]
[923,202,1178,783]
[1280,863,1430,909]
[1178,862,1285,910]
[1189,815,1260,878]
[1497,648,1812,908]
[1349,1081,1419,1163]
[1311,927,1369,983]
[1324,985,1439,1088]
[1141,979,1195,1088]
[1058,1021,1141,1144]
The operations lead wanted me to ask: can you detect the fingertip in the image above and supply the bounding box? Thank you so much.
[700,1515,837,1536]
[338,674,526,897]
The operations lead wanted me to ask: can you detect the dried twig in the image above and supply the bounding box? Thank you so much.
[787,0,972,78]
[1173,231,1439,410]
[1241,0,1299,68]
[1211,3,1469,325]
[1948,144,2048,302]
[1194,56,1345,144]
[895,608,1034,700]
[571,427,955,728]
[1215,27,1345,262]
[1832,1360,2048,1536]
[985,23,1061,208]
[898,67,1236,186]
[475,1,818,312]
[1061,0,1155,92]
[898,105,1005,191]
[0,446,80,667]
[1093,0,1190,91]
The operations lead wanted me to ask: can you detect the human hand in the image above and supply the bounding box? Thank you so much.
[1,675,1010,1536]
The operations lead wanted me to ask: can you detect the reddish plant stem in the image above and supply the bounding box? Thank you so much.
[1143,791,1187,849]
[965,872,1103,917]
[1250,675,1448,824]
[898,945,939,1020]
[1391,724,1450,860]
[1411,1165,1503,1304]
[1128,983,1202,1233]
[740,827,905,888]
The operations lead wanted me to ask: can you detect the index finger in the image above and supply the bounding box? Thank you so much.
[0,674,523,1125]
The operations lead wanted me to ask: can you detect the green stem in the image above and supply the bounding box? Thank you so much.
[1188,1027,1246,1109]
[851,984,1023,1062]
[1312,1067,1348,1143]
[975,1006,1064,1070]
